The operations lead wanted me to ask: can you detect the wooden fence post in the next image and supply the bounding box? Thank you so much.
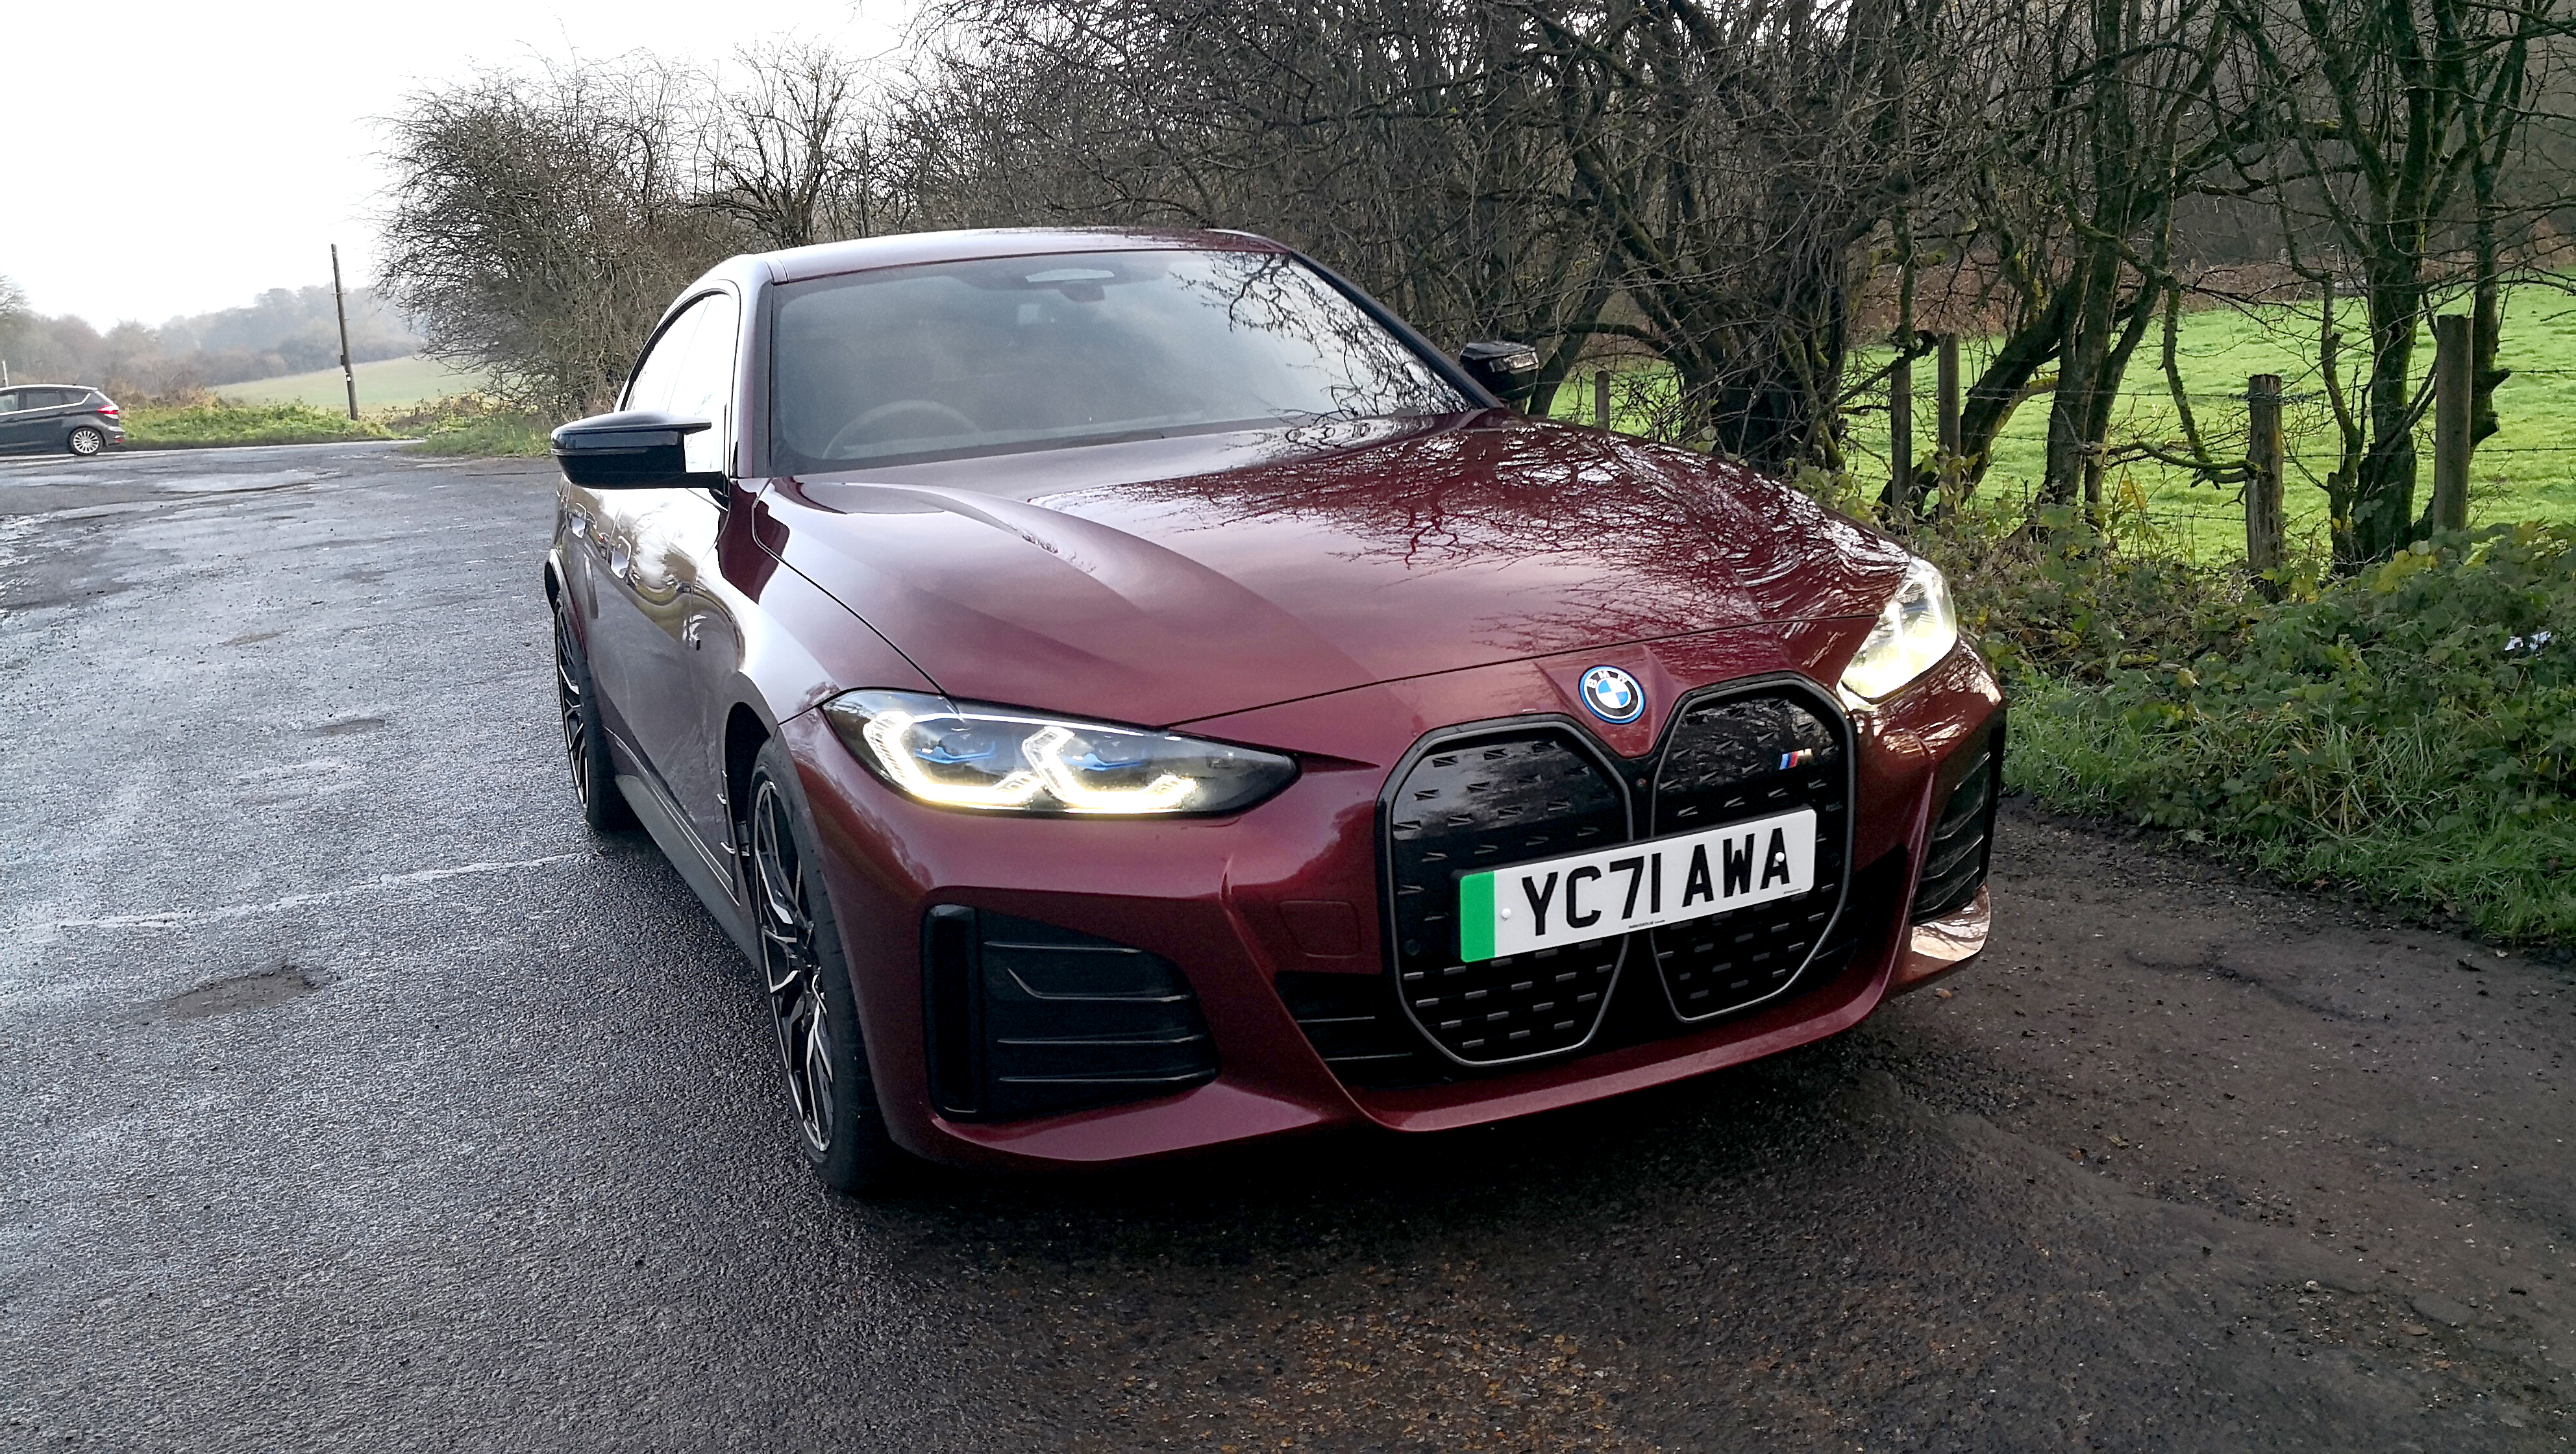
[2432,314,2472,532]
[1935,336,1960,452]
[1594,369,1612,430]
[1890,351,1914,513]
[2246,373,2285,591]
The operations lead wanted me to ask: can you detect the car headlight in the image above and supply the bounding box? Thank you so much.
[1839,556,1959,702]
[821,690,1298,816]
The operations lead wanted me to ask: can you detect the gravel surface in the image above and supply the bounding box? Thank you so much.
[3,442,2570,1451]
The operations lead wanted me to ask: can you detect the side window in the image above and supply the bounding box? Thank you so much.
[623,304,702,415]
[623,292,737,476]
[0,392,19,413]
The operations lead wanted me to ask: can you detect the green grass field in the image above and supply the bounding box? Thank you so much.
[1556,291,2576,558]
[125,402,391,449]
[216,354,491,410]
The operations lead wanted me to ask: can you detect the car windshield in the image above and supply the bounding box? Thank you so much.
[769,249,1471,471]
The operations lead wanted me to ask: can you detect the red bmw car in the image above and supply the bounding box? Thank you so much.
[547,227,2002,1190]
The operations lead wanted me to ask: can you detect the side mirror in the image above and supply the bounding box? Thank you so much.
[1458,340,1542,406]
[552,410,723,489]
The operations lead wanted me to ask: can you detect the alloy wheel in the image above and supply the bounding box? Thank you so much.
[750,775,836,1155]
[554,613,593,807]
[68,428,103,457]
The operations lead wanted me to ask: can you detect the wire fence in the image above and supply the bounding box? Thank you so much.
[1557,330,2576,564]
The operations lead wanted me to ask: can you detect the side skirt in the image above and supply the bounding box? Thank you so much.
[611,748,758,964]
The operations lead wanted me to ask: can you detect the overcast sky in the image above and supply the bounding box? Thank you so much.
[6,1,908,327]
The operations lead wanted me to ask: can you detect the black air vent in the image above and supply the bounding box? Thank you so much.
[1912,723,2003,922]
[1381,729,1629,1065]
[922,907,1217,1120]
[1275,972,1451,1087]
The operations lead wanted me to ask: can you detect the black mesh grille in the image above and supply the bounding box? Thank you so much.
[1912,724,2001,922]
[1339,684,1861,1081]
[1383,729,1628,1065]
[1646,691,1852,1022]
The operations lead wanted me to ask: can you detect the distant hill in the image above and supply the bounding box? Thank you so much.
[217,355,491,410]
[0,283,423,397]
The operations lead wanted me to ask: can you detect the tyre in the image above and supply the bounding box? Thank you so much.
[66,426,105,457]
[744,737,907,1193]
[552,605,636,833]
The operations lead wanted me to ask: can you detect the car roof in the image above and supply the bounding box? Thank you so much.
[756,227,1290,287]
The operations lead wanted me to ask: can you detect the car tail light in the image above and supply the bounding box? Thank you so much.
[98,404,119,418]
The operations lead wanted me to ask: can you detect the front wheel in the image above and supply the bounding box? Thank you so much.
[66,426,105,457]
[745,737,906,1193]
[553,605,634,833]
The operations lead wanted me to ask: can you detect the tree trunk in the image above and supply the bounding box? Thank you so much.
[2342,260,2426,563]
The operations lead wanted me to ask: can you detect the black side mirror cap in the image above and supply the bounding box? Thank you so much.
[1458,340,1542,406]
[552,410,723,489]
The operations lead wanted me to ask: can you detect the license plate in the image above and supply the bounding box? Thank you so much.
[1456,808,1818,963]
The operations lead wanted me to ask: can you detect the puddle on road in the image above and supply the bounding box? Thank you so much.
[151,963,337,1021]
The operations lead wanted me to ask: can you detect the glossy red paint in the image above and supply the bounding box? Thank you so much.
[769,414,1912,731]
[552,227,2005,1176]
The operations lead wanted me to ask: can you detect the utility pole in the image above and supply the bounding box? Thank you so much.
[330,244,358,421]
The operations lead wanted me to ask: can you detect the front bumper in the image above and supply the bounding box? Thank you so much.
[787,622,2004,1171]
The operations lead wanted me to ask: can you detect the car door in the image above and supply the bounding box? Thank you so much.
[0,391,30,449]
[582,290,747,863]
[28,389,73,445]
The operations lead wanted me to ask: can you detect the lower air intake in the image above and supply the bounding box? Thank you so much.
[1912,722,2002,922]
[921,907,1217,1120]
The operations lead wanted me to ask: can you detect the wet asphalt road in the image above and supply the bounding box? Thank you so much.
[2,440,2573,1452]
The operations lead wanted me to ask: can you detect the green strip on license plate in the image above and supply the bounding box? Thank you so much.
[1457,869,1497,963]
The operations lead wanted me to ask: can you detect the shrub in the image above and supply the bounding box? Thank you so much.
[125,401,390,447]
[388,394,552,457]
[2001,524,2576,944]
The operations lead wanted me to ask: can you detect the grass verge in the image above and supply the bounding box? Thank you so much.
[1944,518,2576,946]
[112,395,552,456]
[125,402,393,449]
[388,395,551,457]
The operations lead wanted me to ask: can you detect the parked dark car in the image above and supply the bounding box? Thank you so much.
[0,385,122,456]
[545,227,2004,1191]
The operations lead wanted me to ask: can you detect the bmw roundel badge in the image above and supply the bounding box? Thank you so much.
[1578,665,1645,724]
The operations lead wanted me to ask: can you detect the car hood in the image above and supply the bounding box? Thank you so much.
[760,412,1910,728]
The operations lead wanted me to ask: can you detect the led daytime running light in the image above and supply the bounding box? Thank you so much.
[824,690,1296,817]
[1021,724,1198,812]
[859,709,1046,809]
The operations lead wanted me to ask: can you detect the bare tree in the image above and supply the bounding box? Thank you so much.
[378,60,737,418]
[697,43,907,248]
[1880,0,2249,523]
[2223,0,2576,562]
[901,0,1615,410]
[1520,0,1970,471]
